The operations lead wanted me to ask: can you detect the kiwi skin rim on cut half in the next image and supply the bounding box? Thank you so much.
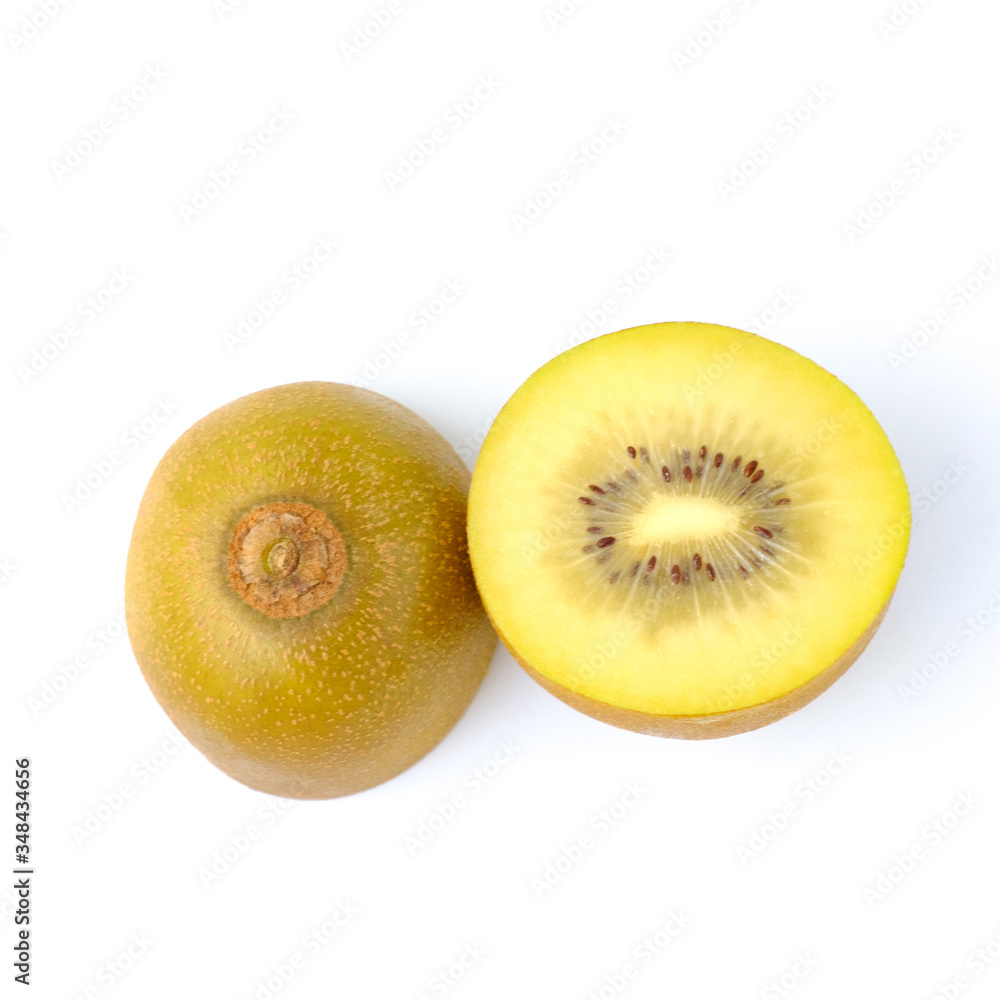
[499,598,892,739]
[467,321,910,738]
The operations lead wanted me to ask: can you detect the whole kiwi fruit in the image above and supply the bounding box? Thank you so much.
[126,381,497,798]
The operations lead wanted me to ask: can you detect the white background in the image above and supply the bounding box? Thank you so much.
[2,0,1000,997]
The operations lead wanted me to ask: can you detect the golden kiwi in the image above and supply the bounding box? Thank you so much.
[126,382,496,798]
[467,322,910,738]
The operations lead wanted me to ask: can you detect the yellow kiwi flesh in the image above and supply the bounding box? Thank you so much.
[126,382,497,797]
[467,322,909,737]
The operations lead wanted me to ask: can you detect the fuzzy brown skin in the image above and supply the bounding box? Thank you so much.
[126,382,497,799]
[498,598,892,739]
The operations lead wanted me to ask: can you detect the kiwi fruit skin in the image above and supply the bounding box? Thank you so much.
[467,321,910,738]
[126,382,497,799]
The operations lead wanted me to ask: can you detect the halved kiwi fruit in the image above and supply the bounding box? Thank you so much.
[467,322,910,738]
[126,382,497,798]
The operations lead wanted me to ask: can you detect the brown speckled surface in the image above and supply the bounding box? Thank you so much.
[125,382,497,798]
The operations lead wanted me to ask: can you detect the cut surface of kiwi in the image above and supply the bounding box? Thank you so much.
[467,322,910,738]
[126,382,497,798]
